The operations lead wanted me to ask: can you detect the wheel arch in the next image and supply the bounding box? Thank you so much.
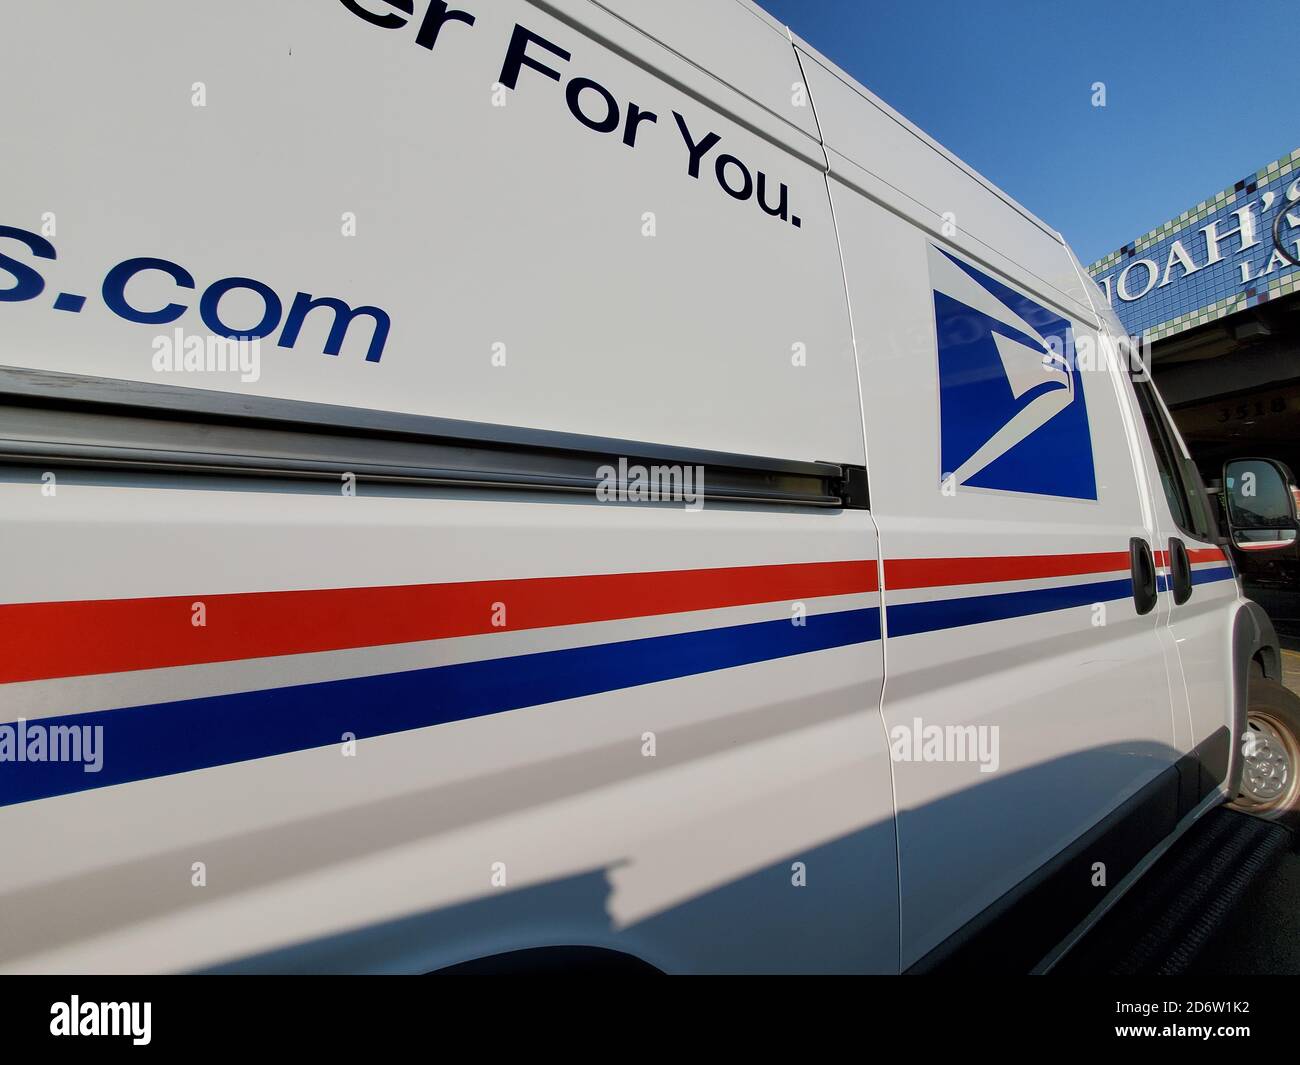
[1230,598,1284,796]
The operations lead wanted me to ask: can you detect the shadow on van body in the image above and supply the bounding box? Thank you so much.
[192,741,1188,975]
[0,689,1192,974]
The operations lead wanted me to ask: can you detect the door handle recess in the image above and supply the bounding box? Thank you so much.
[1169,537,1192,605]
[1130,537,1157,615]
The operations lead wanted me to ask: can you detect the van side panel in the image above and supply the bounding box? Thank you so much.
[822,178,1181,965]
[0,0,898,973]
[0,0,862,464]
[0,474,895,973]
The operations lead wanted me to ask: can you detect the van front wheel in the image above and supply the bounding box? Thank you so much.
[1230,676,1300,825]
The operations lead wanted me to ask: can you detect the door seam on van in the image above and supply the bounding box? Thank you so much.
[791,31,904,975]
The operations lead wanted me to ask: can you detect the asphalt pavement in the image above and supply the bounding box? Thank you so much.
[1191,648,1300,974]
[1192,848,1300,974]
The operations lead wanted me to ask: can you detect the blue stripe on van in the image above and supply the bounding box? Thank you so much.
[1191,566,1235,587]
[887,565,1236,640]
[886,576,1135,637]
[0,607,880,808]
[1159,567,1236,593]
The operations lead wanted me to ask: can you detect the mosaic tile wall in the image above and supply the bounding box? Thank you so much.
[1088,147,1300,341]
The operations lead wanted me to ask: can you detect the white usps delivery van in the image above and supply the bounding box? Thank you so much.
[1,0,1298,975]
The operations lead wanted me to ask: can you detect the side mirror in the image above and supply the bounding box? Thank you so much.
[1223,458,1300,552]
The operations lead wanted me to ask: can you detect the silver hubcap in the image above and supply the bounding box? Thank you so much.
[1240,714,1296,807]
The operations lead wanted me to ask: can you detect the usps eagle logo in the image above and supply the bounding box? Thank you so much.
[929,245,1097,501]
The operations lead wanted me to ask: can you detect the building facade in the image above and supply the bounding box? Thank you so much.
[1089,147,1300,342]
[1088,147,1300,635]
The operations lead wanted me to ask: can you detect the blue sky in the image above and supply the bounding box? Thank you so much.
[756,0,1300,265]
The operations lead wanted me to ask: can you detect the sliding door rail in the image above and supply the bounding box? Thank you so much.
[0,366,868,509]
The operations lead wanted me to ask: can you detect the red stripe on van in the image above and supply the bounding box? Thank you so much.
[1156,546,1226,568]
[0,560,876,684]
[884,551,1131,591]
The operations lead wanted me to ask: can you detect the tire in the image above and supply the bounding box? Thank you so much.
[1229,674,1300,826]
